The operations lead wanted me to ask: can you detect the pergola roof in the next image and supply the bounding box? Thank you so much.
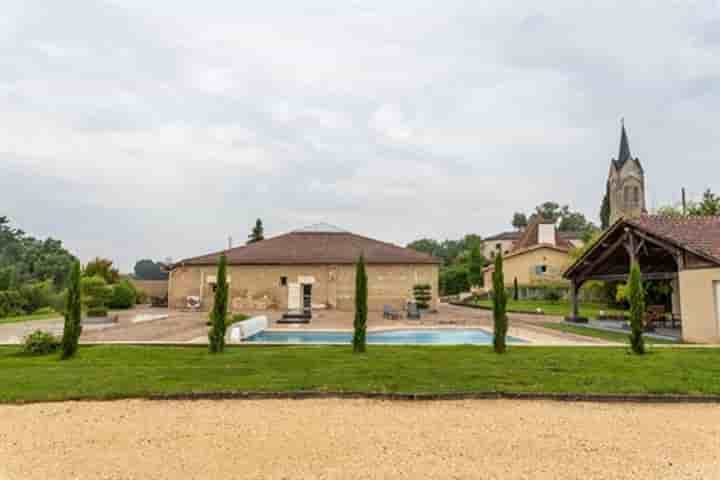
[564,215,720,282]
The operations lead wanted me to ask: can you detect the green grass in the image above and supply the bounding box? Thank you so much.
[540,322,677,344]
[0,345,718,403]
[0,310,62,325]
[471,299,627,319]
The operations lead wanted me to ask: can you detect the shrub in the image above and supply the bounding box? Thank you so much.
[413,284,432,310]
[18,281,53,314]
[108,281,136,309]
[135,289,149,304]
[49,290,67,315]
[0,290,26,318]
[23,330,60,355]
[440,264,469,296]
[86,307,109,317]
[542,289,562,302]
[80,275,111,311]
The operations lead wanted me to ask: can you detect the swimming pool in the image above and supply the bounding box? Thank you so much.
[243,329,525,345]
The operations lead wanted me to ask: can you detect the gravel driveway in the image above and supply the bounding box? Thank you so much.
[1,399,718,479]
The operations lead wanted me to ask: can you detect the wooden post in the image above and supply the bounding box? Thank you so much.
[571,280,580,319]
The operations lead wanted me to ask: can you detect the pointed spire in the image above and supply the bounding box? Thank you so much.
[617,119,631,166]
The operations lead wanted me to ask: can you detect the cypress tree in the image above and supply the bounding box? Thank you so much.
[513,277,519,301]
[60,260,82,360]
[628,262,645,354]
[352,254,368,353]
[492,253,508,354]
[247,219,265,244]
[600,191,611,229]
[208,254,229,353]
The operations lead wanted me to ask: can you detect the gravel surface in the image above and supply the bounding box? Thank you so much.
[1,399,719,479]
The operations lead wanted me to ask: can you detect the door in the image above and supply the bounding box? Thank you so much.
[288,283,301,311]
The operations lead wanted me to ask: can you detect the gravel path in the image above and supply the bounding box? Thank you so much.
[1,399,719,479]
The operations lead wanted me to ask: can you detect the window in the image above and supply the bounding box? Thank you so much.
[495,243,502,250]
[535,265,547,276]
[633,187,640,204]
[280,276,288,287]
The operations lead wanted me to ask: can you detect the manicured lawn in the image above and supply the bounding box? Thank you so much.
[540,322,677,344]
[1,345,718,403]
[0,310,62,325]
[470,299,627,319]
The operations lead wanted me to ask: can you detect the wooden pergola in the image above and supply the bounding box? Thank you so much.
[563,216,720,321]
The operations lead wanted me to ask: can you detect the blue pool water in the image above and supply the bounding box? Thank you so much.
[244,329,525,345]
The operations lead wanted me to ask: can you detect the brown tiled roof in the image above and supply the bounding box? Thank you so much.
[485,230,583,242]
[512,220,572,252]
[176,231,441,267]
[627,215,720,262]
[484,231,522,241]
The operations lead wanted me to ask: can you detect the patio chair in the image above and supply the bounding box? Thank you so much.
[383,305,401,320]
[643,305,666,332]
[406,302,421,320]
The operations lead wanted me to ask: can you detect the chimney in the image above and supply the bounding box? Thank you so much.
[537,222,556,246]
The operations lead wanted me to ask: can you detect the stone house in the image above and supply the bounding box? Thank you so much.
[482,219,576,289]
[168,224,440,313]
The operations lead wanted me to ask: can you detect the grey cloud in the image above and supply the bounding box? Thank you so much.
[2,0,720,270]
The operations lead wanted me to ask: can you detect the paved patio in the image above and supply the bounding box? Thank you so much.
[0,304,612,345]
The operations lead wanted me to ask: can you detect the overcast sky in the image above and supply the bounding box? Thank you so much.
[2,0,720,272]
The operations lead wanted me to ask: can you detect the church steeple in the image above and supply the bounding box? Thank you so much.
[607,119,646,224]
[617,118,631,167]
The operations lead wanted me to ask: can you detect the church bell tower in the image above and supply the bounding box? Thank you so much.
[607,121,646,224]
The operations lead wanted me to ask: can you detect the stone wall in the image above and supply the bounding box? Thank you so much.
[678,267,720,343]
[128,279,168,299]
[169,263,439,312]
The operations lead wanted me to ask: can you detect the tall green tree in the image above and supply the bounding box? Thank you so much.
[133,259,169,280]
[247,219,265,244]
[492,253,508,354]
[84,257,120,284]
[60,261,82,360]
[688,189,720,216]
[352,254,368,353]
[512,212,528,231]
[208,255,229,353]
[627,262,645,355]
[600,192,611,229]
[467,244,484,287]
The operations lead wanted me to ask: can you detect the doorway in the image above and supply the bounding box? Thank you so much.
[302,284,312,317]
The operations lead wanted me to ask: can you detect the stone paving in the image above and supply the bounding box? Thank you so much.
[0,304,609,345]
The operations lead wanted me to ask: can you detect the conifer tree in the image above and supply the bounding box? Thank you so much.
[628,262,645,354]
[352,254,368,353]
[247,219,265,244]
[492,253,507,354]
[60,261,82,360]
[208,254,229,353]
